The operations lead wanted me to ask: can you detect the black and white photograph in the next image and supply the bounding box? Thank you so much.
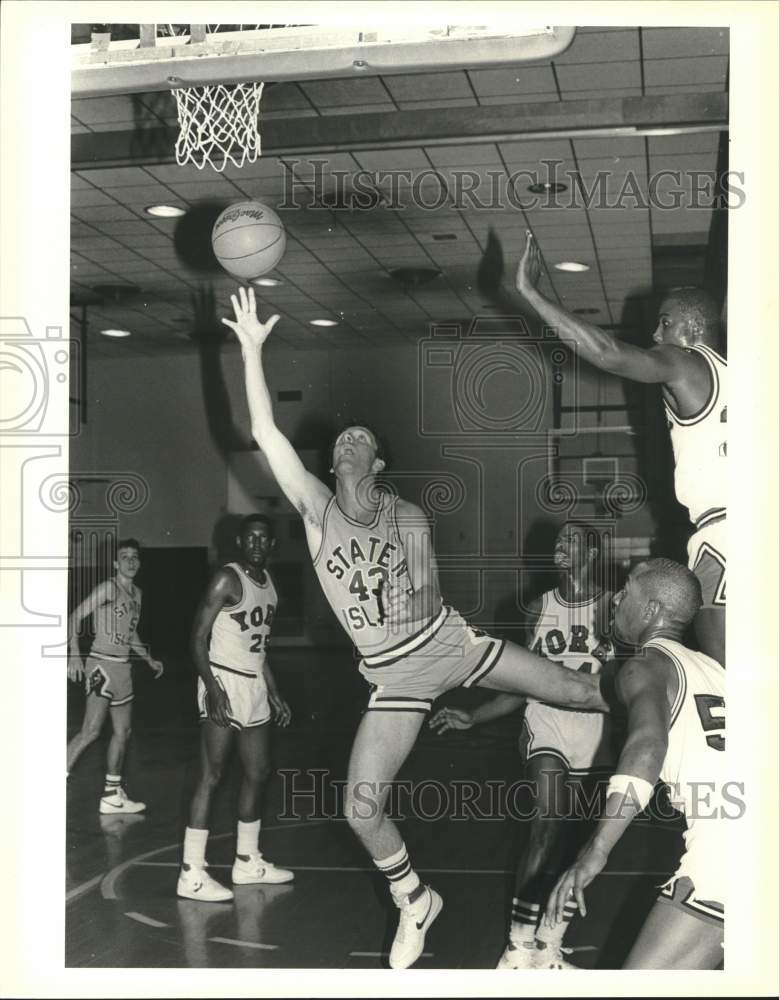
[1,3,777,995]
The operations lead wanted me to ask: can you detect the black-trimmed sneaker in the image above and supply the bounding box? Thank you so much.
[389,884,443,969]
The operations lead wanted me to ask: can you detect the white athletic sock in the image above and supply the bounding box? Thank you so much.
[183,826,209,869]
[374,843,421,899]
[510,897,541,943]
[103,773,122,795]
[236,819,261,858]
[534,900,576,947]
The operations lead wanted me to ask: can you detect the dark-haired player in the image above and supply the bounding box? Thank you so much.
[545,558,725,969]
[67,538,164,814]
[431,521,615,968]
[516,233,726,667]
[177,514,293,903]
[222,287,612,968]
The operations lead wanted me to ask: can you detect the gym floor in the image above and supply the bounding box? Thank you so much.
[66,649,685,970]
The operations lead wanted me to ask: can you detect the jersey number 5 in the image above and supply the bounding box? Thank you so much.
[694,694,725,751]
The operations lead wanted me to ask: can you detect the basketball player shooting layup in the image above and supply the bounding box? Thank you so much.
[223,286,612,970]
[544,558,726,969]
[516,232,726,668]
[177,514,293,903]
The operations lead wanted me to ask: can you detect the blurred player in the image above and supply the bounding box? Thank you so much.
[66,538,164,813]
[545,558,725,969]
[516,232,726,667]
[222,287,612,968]
[430,522,615,968]
[177,514,293,902]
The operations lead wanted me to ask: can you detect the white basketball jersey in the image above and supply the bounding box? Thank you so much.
[528,588,612,674]
[644,637,726,819]
[312,493,434,659]
[209,563,277,676]
[665,344,727,529]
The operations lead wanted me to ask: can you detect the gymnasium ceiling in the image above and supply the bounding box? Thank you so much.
[70,26,729,357]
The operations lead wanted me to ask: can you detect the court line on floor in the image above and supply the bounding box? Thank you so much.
[350,951,433,958]
[210,937,278,951]
[63,818,332,906]
[134,861,672,877]
[98,818,332,901]
[125,911,169,928]
[66,873,104,903]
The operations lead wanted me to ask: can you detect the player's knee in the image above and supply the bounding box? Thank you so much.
[200,763,225,789]
[113,724,132,744]
[81,723,103,745]
[344,782,382,833]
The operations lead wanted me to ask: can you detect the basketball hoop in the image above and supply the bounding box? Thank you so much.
[172,80,264,172]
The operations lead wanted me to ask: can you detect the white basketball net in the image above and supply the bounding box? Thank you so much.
[173,81,264,172]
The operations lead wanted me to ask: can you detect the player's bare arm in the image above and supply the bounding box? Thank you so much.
[191,567,242,728]
[429,693,526,734]
[384,500,443,626]
[262,660,291,727]
[545,654,673,925]
[515,232,708,393]
[222,286,332,544]
[129,632,164,679]
[67,580,113,681]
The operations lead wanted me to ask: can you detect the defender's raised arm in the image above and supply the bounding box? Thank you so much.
[515,231,703,387]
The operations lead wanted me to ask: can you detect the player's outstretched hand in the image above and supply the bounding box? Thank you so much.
[428,706,474,734]
[543,842,608,927]
[149,658,164,679]
[67,656,84,683]
[206,682,233,728]
[269,691,291,727]
[515,230,542,295]
[221,286,280,350]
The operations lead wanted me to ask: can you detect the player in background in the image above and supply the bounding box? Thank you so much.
[222,287,612,969]
[545,558,726,969]
[177,514,293,902]
[430,522,615,969]
[67,538,164,814]
[516,232,726,667]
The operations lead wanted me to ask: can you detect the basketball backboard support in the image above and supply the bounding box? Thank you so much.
[71,24,577,97]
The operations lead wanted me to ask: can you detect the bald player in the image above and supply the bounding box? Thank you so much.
[516,233,726,667]
[545,558,726,969]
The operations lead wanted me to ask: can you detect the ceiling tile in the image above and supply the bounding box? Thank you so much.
[554,28,639,64]
[383,70,474,102]
[556,60,641,91]
[641,27,729,59]
[644,56,728,87]
[468,65,558,98]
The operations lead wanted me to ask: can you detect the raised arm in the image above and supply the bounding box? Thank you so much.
[222,287,332,539]
[515,232,703,387]
[67,580,113,681]
[545,654,671,924]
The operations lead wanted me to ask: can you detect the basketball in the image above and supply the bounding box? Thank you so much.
[211,200,286,279]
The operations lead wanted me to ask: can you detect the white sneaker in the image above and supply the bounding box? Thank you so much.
[177,864,234,902]
[232,853,295,885]
[99,786,146,814]
[533,942,576,969]
[389,884,442,970]
[496,939,538,969]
